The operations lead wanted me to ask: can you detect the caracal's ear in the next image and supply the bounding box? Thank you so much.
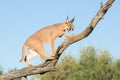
[70,17,75,23]
[66,16,69,23]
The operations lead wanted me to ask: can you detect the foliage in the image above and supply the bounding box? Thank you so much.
[0,66,3,75]
[37,46,120,80]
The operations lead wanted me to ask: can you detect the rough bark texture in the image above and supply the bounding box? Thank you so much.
[0,0,115,80]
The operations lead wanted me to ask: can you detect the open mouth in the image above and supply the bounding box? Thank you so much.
[67,27,73,32]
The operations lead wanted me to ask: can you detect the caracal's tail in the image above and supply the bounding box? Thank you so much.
[19,45,26,62]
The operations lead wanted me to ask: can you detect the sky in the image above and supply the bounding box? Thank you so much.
[0,0,120,72]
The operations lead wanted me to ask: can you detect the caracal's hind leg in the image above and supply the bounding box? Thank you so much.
[36,43,55,60]
[25,49,38,66]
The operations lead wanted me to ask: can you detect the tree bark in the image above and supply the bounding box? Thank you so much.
[0,0,115,80]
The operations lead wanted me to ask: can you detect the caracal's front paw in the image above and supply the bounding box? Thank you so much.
[66,34,75,39]
[69,34,75,38]
[51,53,56,57]
[53,50,56,54]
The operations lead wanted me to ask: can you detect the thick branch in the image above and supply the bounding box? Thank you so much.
[0,0,115,80]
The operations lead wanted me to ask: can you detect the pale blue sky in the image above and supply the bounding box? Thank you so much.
[0,0,120,72]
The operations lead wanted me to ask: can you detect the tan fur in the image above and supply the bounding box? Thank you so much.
[20,17,75,66]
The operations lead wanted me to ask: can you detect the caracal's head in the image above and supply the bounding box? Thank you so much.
[65,16,75,32]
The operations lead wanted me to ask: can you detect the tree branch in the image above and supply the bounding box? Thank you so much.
[0,0,115,80]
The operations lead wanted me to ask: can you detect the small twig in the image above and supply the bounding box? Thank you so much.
[100,2,104,8]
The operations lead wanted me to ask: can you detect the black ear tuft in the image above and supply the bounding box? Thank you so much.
[70,17,75,23]
[66,16,69,23]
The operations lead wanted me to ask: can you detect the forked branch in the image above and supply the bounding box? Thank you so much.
[0,0,115,80]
